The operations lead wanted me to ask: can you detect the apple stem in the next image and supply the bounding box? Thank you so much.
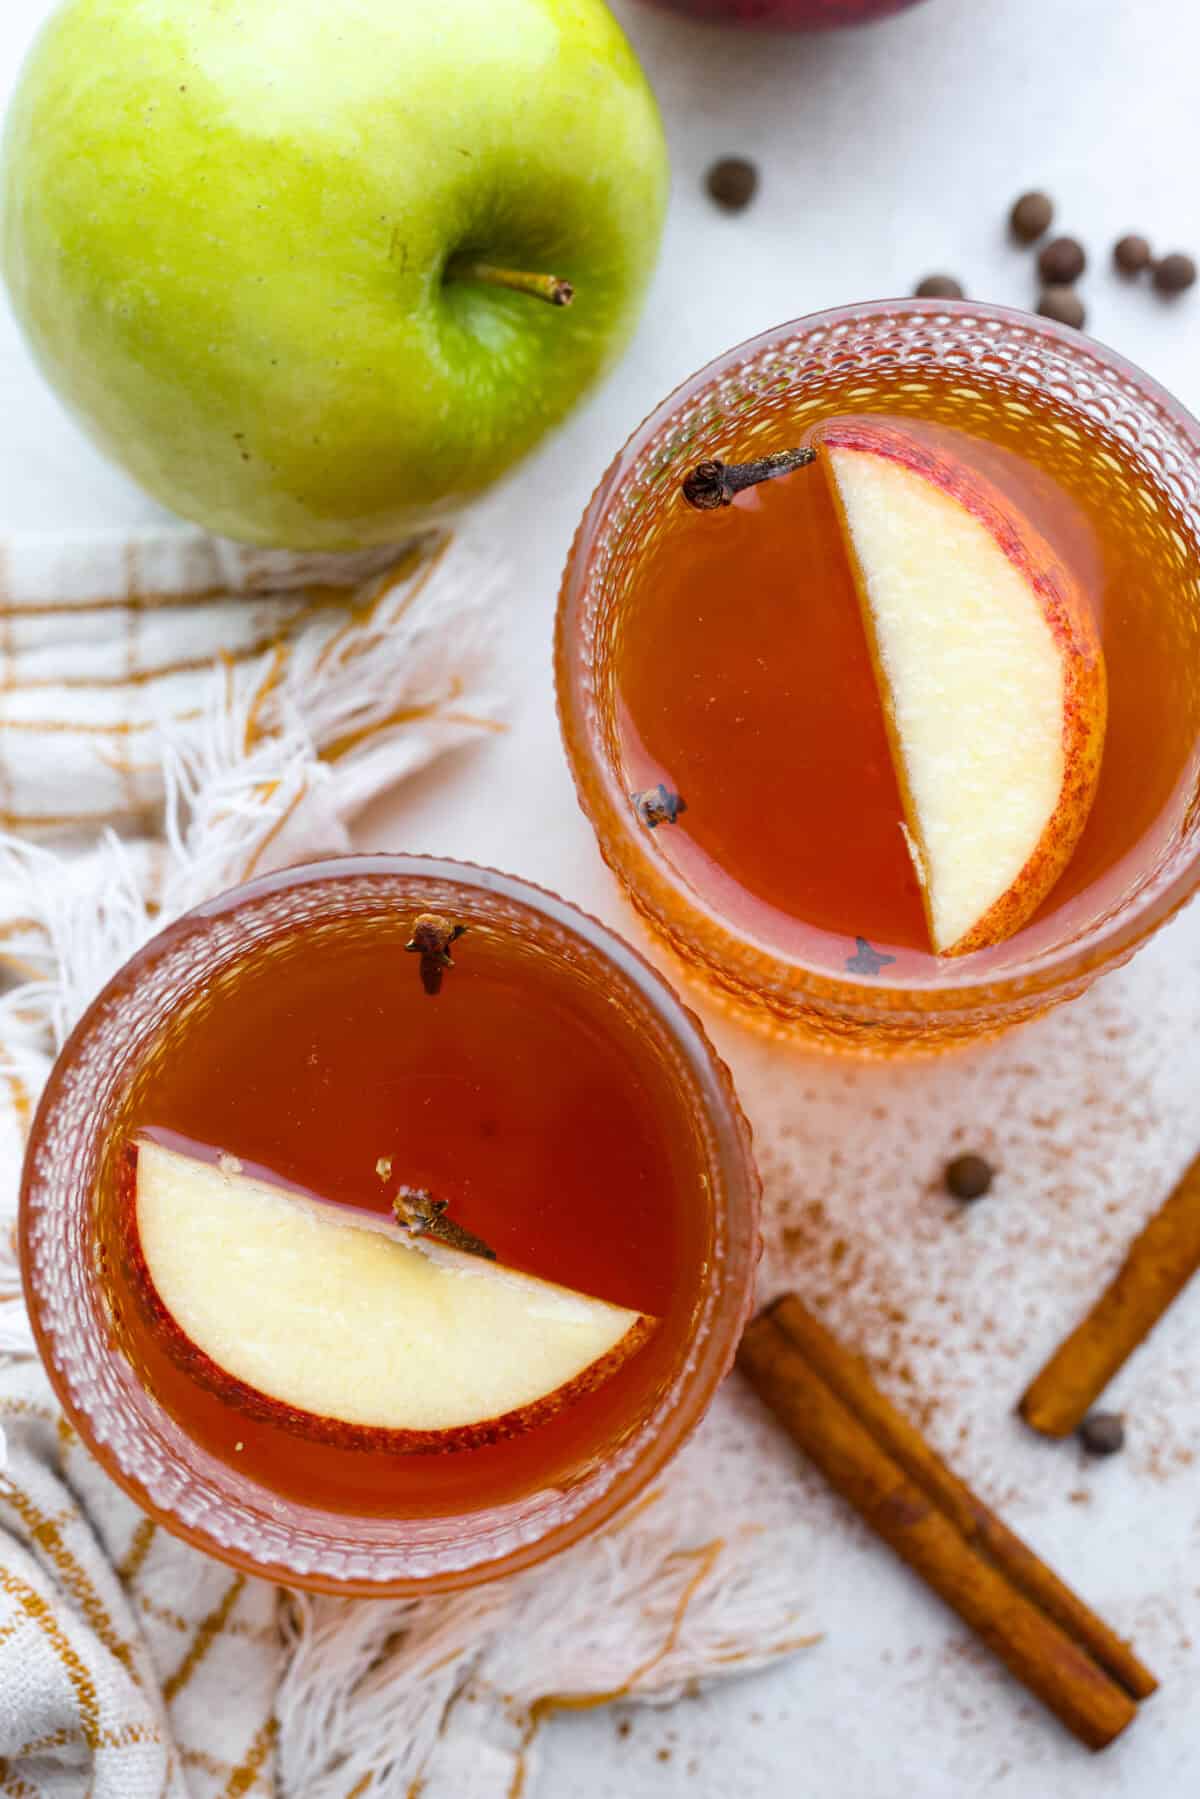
[682,446,816,510]
[450,259,575,307]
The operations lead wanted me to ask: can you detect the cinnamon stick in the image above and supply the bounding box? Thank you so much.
[1019,1149,1200,1439]
[770,1296,1156,1701]
[738,1300,1152,1750]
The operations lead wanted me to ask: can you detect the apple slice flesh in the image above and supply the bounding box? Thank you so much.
[820,423,1106,956]
[133,1140,654,1449]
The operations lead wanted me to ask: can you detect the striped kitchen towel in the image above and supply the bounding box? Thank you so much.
[0,522,816,1798]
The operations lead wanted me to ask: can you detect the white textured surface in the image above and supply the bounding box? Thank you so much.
[2,0,1200,1792]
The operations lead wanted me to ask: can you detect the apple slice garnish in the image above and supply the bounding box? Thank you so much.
[818,421,1107,956]
[130,1139,655,1452]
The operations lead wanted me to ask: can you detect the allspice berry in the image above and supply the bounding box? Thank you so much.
[1037,236,1086,285]
[1038,286,1086,329]
[1078,1412,1125,1457]
[914,274,964,300]
[1113,233,1152,276]
[705,157,759,213]
[944,1153,994,1202]
[1009,190,1054,243]
[1153,252,1197,295]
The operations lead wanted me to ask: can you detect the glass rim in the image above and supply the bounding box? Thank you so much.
[20,853,761,1594]
[556,297,1200,1013]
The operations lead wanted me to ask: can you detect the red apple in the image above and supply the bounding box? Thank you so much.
[640,0,928,30]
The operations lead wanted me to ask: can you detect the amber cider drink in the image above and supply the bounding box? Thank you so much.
[23,859,759,1590]
[558,303,1200,1048]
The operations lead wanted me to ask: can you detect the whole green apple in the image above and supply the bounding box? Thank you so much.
[2,0,668,548]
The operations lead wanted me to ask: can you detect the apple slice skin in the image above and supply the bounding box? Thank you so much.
[116,1145,655,1456]
[816,420,1108,957]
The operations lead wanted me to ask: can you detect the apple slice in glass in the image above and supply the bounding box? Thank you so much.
[130,1139,655,1452]
[818,421,1107,956]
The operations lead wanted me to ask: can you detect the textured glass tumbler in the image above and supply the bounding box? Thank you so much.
[557,300,1200,1052]
[20,856,760,1595]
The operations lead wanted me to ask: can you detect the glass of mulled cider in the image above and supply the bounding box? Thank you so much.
[557,300,1200,1051]
[20,857,759,1593]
